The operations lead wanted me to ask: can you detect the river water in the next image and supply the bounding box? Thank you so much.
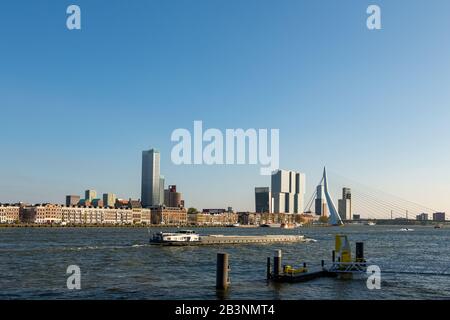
[0,225,449,299]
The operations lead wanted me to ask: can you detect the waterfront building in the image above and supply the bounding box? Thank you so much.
[255,187,271,213]
[141,149,162,207]
[15,204,151,225]
[60,206,151,225]
[416,213,429,221]
[142,209,152,224]
[188,211,238,226]
[85,190,97,202]
[0,204,20,223]
[338,187,352,221]
[237,212,262,225]
[433,212,446,222]
[20,204,63,224]
[65,195,80,207]
[353,214,361,220]
[151,207,187,225]
[61,206,85,224]
[102,193,116,208]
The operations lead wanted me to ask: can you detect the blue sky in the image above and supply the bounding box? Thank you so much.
[1,0,450,214]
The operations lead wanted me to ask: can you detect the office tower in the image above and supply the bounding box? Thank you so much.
[416,213,428,221]
[141,149,161,207]
[164,185,183,208]
[271,170,290,194]
[342,188,351,200]
[160,176,165,206]
[85,190,97,202]
[272,192,286,213]
[295,173,306,213]
[65,195,80,207]
[315,185,327,216]
[103,193,116,208]
[255,187,271,213]
[271,169,305,214]
[338,187,352,221]
[433,212,446,222]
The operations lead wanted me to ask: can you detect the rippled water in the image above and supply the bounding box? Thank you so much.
[0,225,449,299]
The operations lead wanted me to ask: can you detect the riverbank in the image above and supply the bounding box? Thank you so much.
[0,222,447,228]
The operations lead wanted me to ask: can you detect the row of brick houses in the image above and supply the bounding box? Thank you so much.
[1,203,317,226]
[0,204,20,223]
[187,212,238,226]
[1,203,187,225]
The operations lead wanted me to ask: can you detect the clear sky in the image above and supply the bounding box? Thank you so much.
[1,0,449,214]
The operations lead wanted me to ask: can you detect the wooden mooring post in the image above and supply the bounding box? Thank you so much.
[266,257,271,279]
[273,250,282,277]
[216,253,230,290]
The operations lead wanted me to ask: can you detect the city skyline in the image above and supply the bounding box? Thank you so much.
[1,1,450,214]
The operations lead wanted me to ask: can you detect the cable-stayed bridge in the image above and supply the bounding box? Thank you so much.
[304,167,444,225]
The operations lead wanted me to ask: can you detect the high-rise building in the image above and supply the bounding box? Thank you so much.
[255,187,271,213]
[65,195,80,207]
[342,188,351,200]
[315,185,327,216]
[416,213,428,221]
[103,193,116,208]
[338,187,352,221]
[85,190,97,202]
[164,185,183,208]
[272,192,286,213]
[159,176,165,206]
[295,173,306,213]
[433,212,446,222]
[271,169,305,214]
[141,149,161,207]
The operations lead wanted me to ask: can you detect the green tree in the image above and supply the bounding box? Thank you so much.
[187,207,198,215]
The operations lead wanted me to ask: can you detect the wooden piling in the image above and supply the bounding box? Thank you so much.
[356,242,364,261]
[266,257,271,280]
[216,253,230,290]
[273,250,282,277]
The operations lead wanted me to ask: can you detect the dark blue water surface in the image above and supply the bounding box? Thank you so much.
[1,225,449,299]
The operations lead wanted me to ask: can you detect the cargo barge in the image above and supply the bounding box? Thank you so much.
[150,230,314,246]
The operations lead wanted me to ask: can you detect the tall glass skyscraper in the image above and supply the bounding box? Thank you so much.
[141,149,161,207]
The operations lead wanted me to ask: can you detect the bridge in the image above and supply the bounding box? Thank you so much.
[304,167,446,225]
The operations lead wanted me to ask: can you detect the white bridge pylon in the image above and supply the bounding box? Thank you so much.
[322,167,344,226]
